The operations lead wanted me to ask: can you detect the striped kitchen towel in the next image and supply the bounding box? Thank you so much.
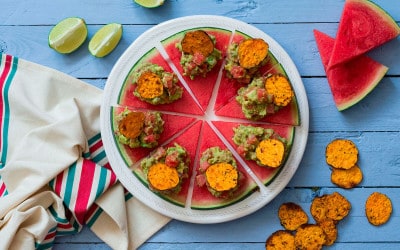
[0,54,170,249]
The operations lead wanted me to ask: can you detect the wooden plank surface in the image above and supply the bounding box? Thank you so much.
[1,0,399,249]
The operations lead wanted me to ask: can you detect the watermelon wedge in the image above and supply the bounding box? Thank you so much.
[118,47,203,115]
[111,106,197,167]
[131,120,203,207]
[190,122,258,210]
[314,29,388,111]
[214,30,285,111]
[329,0,400,67]
[161,27,232,111]
[212,120,295,186]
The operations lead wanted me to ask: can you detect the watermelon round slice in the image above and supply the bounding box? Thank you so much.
[212,120,295,186]
[329,0,400,67]
[131,120,203,207]
[190,122,258,210]
[314,29,388,111]
[118,47,203,115]
[112,106,197,167]
[161,28,232,111]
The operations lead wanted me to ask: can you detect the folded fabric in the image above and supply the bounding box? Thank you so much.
[0,54,170,249]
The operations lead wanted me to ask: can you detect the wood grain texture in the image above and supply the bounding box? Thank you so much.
[1,0,399,249]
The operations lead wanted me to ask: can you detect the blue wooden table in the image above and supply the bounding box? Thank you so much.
[1,0,399,249]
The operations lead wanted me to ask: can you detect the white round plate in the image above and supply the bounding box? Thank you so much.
[100,15,309,224]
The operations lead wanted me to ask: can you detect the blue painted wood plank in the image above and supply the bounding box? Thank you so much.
[1,0,398,25]
[0,24,399,78]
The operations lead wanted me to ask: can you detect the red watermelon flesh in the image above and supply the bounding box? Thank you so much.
[314,29,388,111]
[329,0,400,67]
[190,122,258,210]
[212,120,295,186]
[214,31,284,111]
[118,47,203,115]
[161,28,232,111]
[112,106,197,167]
[131,120,203,207]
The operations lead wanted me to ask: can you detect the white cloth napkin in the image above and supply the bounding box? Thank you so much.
[0,54,170,249]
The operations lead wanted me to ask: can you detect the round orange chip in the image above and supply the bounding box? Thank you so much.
[181,30,214,57]
[365,192,392,226]
[331,164,363,189]
[294,224,326,250]
[136,71,164,99]
[205,163,239,192]
[278,202,308,231]
[256,139,285,168]
[147,163,180,191]
[326,139,358,169]
[266,230,295,250]
[265,74,294,107]
[238,38,269,69]
[118,111,145,139]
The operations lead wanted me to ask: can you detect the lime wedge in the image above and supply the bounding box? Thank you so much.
[134,0,165,8]
[48,17,88,54]
[88,23,123,58]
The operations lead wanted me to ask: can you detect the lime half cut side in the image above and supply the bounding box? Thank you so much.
[134,0,165,8]
[48,17,88,54]
[88,23,123,58]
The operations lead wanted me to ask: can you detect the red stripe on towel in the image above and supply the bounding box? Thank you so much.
[74,159,96,224]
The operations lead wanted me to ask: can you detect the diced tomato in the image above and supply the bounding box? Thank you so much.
[144,134,156,143]
[195,174,206,187]
[236,145,246,157]
[152,147,166,159]
[247,134,258,145]
[165,151,179,168]
[192,52,205,65]
[230,65,245,78]
[199,161,210,172]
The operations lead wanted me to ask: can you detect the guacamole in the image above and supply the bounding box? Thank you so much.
[197,147,241,198]
[132,63,183,105]
[141,143,190,194]
[232,125,288,167]
[177,33,222,79]
[115,109,164,148]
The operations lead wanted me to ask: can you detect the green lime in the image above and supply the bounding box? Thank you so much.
[134,0,165,8]
[48,17,88,54]
[88,23,123,58]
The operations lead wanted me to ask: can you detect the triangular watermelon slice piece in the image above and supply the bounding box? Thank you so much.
[314,29,388,111]
[215,30,285,111]
[329,0,400,67]
[118,47,203,115]
[161,27,232,111]
[215,96,300,126]
[212,120,295,186]
[111,106,198,167]
[131,120,203,207]
[190,122,258,210]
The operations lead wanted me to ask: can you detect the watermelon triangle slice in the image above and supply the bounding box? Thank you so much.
[215,30,286,111]
[118,47,203,115]
[161,27,232,111]
[131,120,203,207]
[190,122,258,210]
[212,120,295,186]
[329,0,400,67]
[314,29,388,111]
[112,106,198,167]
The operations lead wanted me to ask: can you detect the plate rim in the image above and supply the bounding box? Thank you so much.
[100,15,309,224]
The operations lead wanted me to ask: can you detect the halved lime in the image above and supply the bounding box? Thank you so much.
[88,23,123,58]
[48,17,88,54]
[134,0,165,8]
